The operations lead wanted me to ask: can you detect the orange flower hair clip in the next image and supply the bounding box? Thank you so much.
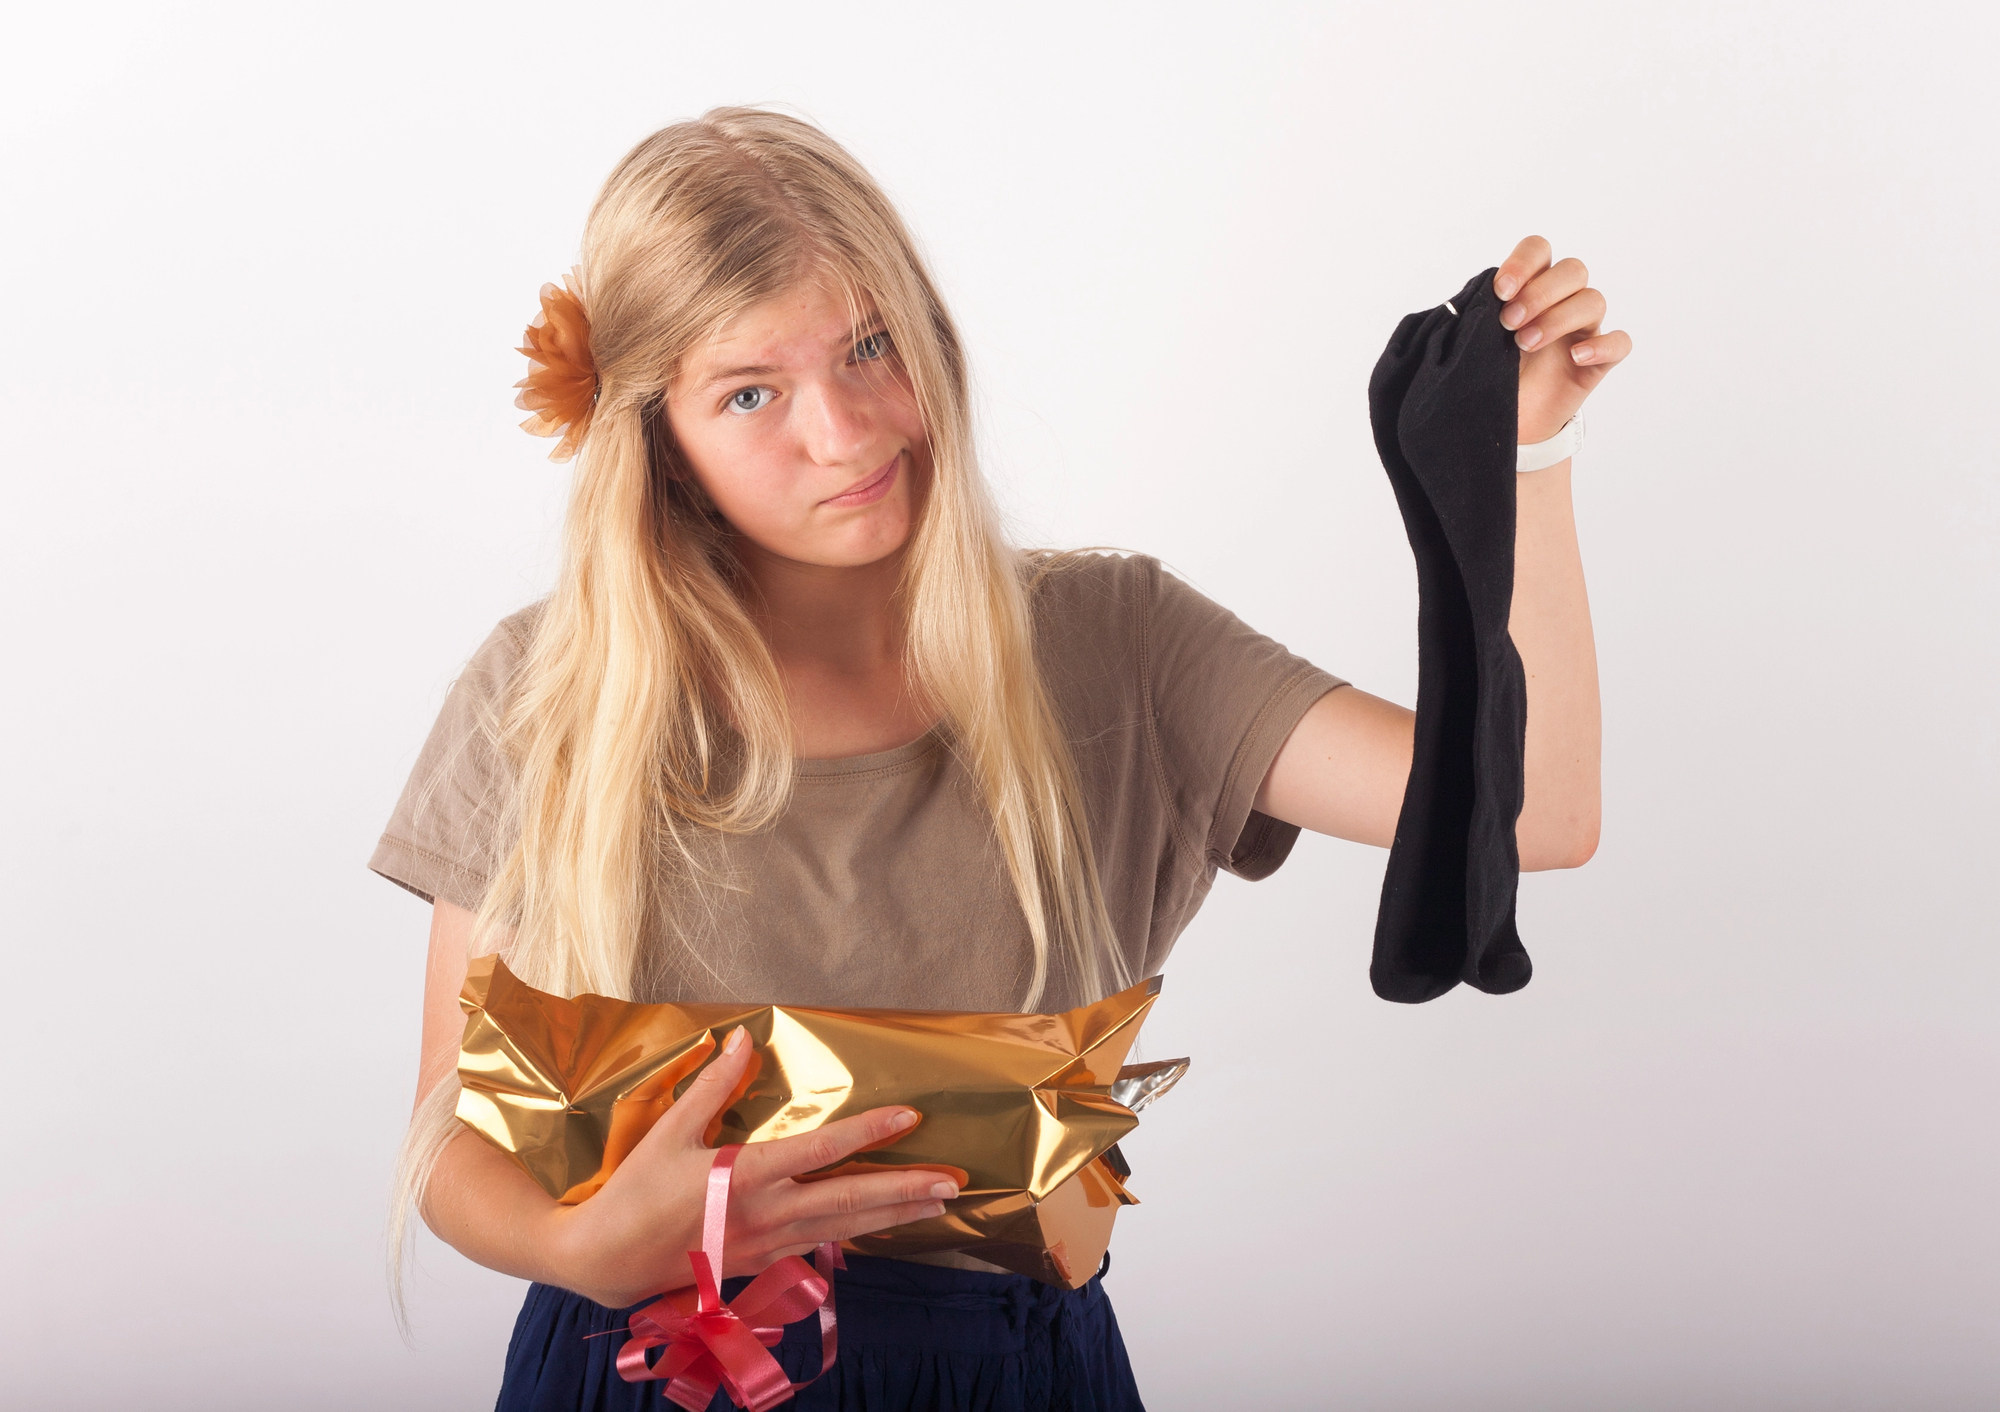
[514,269,597,462]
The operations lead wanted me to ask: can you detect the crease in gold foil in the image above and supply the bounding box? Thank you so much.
[455,955,1183,1287]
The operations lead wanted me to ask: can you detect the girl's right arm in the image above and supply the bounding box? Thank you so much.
[414,900,956,1309]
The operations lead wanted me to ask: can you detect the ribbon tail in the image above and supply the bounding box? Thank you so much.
[813,1241,844,1378]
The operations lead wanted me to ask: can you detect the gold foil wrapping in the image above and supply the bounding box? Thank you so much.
[456,955,1178,1288]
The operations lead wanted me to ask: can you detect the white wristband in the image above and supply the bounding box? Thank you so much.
[1517,412,1584,472]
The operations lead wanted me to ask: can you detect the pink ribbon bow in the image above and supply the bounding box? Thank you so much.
[613,1144,844,1412]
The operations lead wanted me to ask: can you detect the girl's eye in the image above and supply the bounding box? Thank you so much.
[728,386,774,415]
[853,331,890,361]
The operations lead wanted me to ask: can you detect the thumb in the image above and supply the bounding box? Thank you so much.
[655,1025,754,1146]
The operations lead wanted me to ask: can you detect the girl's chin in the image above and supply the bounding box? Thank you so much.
[742,521,913,572]
[815,501,915,565]
[821,531,913,570]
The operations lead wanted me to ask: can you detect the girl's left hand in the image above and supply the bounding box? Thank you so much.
[1494,235,1634,444]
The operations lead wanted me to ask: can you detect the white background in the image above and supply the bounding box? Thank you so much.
[3,3,1995,1408]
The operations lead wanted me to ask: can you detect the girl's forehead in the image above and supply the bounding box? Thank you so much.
[701,282,879,368]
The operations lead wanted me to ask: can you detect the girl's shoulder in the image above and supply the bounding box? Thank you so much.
[492,599,547,653]
[450,598,549,709]
[1021,547,1165,624]
[1018,549,1170,707]
[1022,547,1236,651]
[1020,547,1328,709]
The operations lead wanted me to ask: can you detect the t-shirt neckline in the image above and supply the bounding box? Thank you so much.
[792,725,946,778]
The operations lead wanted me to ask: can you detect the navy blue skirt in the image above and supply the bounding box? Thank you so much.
[495,1252,1144,1412]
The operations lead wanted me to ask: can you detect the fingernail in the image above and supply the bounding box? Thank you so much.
[1495,275,1518,301]
[1516,328,1542,350]
[930,1181,959,1200]
[723,1027,747,1055]
[1571,344,1594,364]
[1500,302,1525,329]
[891,1110,919,1130]
[921,1203,946,1218]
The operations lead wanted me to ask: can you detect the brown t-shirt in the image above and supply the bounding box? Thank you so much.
[370,552,1345,1012]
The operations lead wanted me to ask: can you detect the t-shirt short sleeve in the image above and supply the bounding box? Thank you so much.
[1140,560,1347,881]
[368,612,534,911]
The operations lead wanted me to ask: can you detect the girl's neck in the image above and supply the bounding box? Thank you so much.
[735,541,934,759]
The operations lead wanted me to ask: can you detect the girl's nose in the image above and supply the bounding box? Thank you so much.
[797,379,876,467]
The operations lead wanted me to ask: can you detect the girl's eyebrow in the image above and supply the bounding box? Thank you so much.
[693,322,886,391]
[693,361,782,392]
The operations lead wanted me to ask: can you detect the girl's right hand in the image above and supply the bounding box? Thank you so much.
[549,1025,956,1309]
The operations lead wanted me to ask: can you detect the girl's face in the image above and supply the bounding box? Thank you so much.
[664,280,930,571]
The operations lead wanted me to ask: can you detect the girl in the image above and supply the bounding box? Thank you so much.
[376,106,1624,1410]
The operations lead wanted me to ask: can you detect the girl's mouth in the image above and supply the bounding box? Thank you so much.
[821,453,900,508]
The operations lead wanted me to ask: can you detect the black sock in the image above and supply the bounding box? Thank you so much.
[1366,266,1531,1002]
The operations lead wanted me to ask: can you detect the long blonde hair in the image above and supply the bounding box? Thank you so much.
[392,107,1126,1314]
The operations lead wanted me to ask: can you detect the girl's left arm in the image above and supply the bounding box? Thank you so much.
[1255,235,1630,871]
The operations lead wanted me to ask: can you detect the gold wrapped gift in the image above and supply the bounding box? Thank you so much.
[456,955,1185,1288]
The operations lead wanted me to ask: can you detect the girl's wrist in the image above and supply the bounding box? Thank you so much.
[1517,412,1584,472]
[545,1195,699,1309]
